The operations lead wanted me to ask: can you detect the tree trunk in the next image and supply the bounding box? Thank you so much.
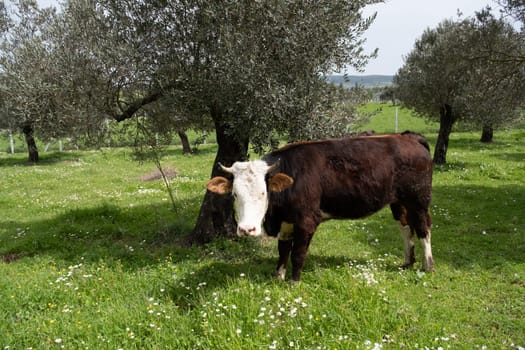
[189,110,249,245]
[177,130,192,154]
[480,125,494,143]
[22,123,39,163]
[433,104,456,165]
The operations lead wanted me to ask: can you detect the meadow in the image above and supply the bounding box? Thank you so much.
[0,105,524,349]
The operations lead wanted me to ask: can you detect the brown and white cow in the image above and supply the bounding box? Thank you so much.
[207,131,434,282]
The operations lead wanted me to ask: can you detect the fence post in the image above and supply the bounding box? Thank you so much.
[394,106,398,133]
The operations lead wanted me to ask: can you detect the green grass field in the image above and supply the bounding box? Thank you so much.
[360,102,439,134]
[1,107,524,349]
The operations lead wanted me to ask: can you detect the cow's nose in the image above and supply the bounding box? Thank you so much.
[238,225,257,236]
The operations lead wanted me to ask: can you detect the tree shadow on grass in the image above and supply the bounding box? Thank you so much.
[446,131,524,151]
[429,183,525,269]
[0,197,203,268]
[363,182,525,271]
[0,151,86,167]
[491,152,525,162]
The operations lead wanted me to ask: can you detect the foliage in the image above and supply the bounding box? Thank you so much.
[1,0,381,149]
[395,20,462,123]
[281,83,372,145]
[497,0,525,29]
[458,9,525,131]
[0,1,56,133]
[1,122,524,348]
[395,12,524,129]
[0,1,106,139]
[378,86,396,105]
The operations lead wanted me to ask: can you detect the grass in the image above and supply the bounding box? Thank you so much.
[1,109,524,349]
[359,102,439,134]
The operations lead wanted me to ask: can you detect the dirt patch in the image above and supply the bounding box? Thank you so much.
[140,166,178,182]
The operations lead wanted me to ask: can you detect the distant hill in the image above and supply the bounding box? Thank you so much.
[327,75,393,88]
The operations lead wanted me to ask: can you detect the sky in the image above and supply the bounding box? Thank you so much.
[34,0,501,76]
[347,0,502,75]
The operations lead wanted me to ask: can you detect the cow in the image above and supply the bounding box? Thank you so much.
[206,131,434,282]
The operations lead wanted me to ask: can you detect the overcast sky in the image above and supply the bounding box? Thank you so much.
[347,0,501,75]
[35,0,501,76]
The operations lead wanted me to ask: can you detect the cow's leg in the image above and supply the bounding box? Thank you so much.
[274,239,292,281]
[290,217,318,282]
[411,209,434,272]
[290,232,313,282]
[400,224,416,269]
[391,203,415,269]
[274,223,294,281]
[419,230,434,272]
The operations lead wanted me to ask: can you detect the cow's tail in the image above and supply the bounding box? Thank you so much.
[401,130,430,153]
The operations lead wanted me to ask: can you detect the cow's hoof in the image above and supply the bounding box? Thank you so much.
[422,261,434,272]
[422,256,434,272]
[273,269,286,281]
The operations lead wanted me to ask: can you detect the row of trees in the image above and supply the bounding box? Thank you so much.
[1,0,379,242]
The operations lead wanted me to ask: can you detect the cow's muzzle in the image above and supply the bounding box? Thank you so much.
[237,225,259,237]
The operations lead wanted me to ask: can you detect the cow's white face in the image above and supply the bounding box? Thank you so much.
[206,160,293,237]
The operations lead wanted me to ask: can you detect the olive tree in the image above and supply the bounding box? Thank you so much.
[460,9,525,142]
[394,20,472,165]
[0,0,110,161]
[49,0,380,242]
[395,12,524,164]
[0,0,59,162]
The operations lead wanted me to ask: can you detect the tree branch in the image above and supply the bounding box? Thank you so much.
[112,90,163,122]
[111,80,184,122]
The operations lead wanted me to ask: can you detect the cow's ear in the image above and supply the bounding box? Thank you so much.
[268,173,294,192]
[206,176,232,194]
